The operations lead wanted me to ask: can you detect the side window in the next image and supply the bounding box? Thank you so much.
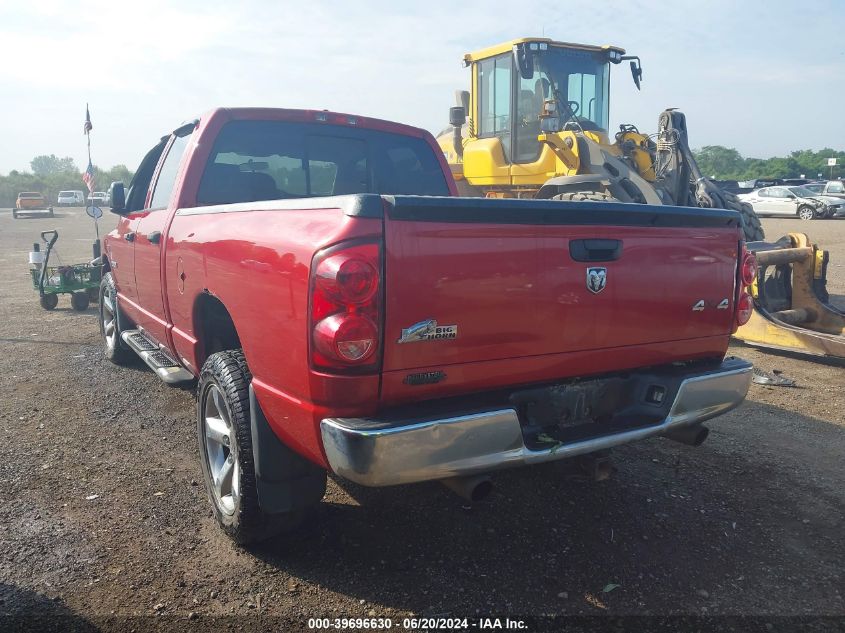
[828,182,844,193]
[756,188,769,198]
[150,132,193,209]
[477,54,513,158]
[770,187,789,198]
[125,140,167,212]
[568,73,598,120]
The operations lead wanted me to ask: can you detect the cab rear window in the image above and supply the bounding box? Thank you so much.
[196,120,449,204]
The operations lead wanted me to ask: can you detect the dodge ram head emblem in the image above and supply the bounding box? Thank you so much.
[586,267,607,294]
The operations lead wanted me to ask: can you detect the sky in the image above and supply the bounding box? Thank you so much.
[0,0,843,174]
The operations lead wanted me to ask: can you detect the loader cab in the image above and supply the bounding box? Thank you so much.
[450,38,627,190]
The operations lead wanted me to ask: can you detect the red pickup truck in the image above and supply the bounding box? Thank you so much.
[101,107,755,544]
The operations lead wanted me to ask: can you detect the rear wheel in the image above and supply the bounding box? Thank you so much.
[198,350,312,544]
[12,209,18,219]
[39,294,58,310]
[797,205,816,221]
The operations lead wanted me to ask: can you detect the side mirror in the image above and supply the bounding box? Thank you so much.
[449,106,466,128]
[622,56,643,91]
[513,43,534,80]
[630,60,642,90]
[786,193,796,199]
[109,181,126,214]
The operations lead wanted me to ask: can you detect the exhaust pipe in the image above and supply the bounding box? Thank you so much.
[578,452,615,481]
[440,474,493,503]
[449,106,467,160]
[663,424,709,447]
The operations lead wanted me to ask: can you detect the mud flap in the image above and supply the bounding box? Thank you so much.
[249,385,327,514]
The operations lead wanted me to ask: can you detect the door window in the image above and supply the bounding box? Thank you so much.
[828,181,844,193]
[477,54,513,159]
[150,132,193,209]
[515,70,549,163]
[125,141,167,212]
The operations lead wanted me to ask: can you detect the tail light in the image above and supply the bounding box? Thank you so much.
[310,240,381,372]
[735,245,757,329]
[736,291,754,325]
[740,251,758,287]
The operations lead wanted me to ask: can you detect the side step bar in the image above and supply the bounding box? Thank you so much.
[121,330,194,384]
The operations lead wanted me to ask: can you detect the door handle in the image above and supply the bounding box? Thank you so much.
[569,239,623,262]
[124,232,135,242]
[147,231,162,245]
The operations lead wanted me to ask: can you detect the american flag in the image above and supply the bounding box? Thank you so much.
[84,104,92,134]
[82,160,95,193]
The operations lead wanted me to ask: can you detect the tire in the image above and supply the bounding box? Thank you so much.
[48,208,54,217]
[12,209,18,219]
[197,350,311,544]
[99,272,134,364]
[797,205,816,221]
[721,192,765,242]
[552,191,617,203]
[39,294,58,310]
[70,291,89,311]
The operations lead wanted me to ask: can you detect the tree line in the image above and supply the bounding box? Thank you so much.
[692,146,844,182]
[0,155,134,207]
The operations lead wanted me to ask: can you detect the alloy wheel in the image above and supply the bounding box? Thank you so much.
[101,289,117,351]
[202,384,239,516]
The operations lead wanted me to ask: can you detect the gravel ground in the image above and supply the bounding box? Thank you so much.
[0,208,843,632]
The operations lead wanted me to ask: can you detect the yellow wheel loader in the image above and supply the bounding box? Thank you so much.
[436,38,845,361]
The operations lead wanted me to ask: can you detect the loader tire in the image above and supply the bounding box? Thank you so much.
[552,191,617,203]
[722,192,765,242]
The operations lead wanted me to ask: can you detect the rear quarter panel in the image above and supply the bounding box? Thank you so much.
[165,205,382,462]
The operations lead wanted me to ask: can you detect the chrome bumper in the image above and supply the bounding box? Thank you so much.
[320,359,753,487]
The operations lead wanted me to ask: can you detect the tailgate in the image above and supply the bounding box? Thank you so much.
[382,196,740,373]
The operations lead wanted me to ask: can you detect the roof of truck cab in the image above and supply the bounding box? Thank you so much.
[463,38,625,63]
[188,108,433,141]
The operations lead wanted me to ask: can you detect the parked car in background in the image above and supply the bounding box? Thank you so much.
[88,191,109,206]
[13,192,53,219]
[57,190,85,206]
[738,178,784,190]
[738,185,845,219]
[803,180,845,202]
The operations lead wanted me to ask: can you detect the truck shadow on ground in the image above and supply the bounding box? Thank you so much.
[248,402,844,615]
[0,583,96,632]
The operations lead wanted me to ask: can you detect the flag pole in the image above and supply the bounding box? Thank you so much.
[84,103,100,254]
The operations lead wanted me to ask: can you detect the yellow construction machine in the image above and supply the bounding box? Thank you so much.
[436,38,845,361]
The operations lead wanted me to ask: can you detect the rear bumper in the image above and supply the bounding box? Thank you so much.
[320,358,752,486]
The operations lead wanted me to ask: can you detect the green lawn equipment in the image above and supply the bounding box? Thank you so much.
[30,230,101,311]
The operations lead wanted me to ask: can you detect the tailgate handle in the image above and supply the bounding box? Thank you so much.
[569,239,622,262]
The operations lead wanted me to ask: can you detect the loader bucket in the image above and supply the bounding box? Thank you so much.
[735,233,845,361]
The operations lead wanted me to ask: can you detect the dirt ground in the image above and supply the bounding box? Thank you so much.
[0,208,842,631]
